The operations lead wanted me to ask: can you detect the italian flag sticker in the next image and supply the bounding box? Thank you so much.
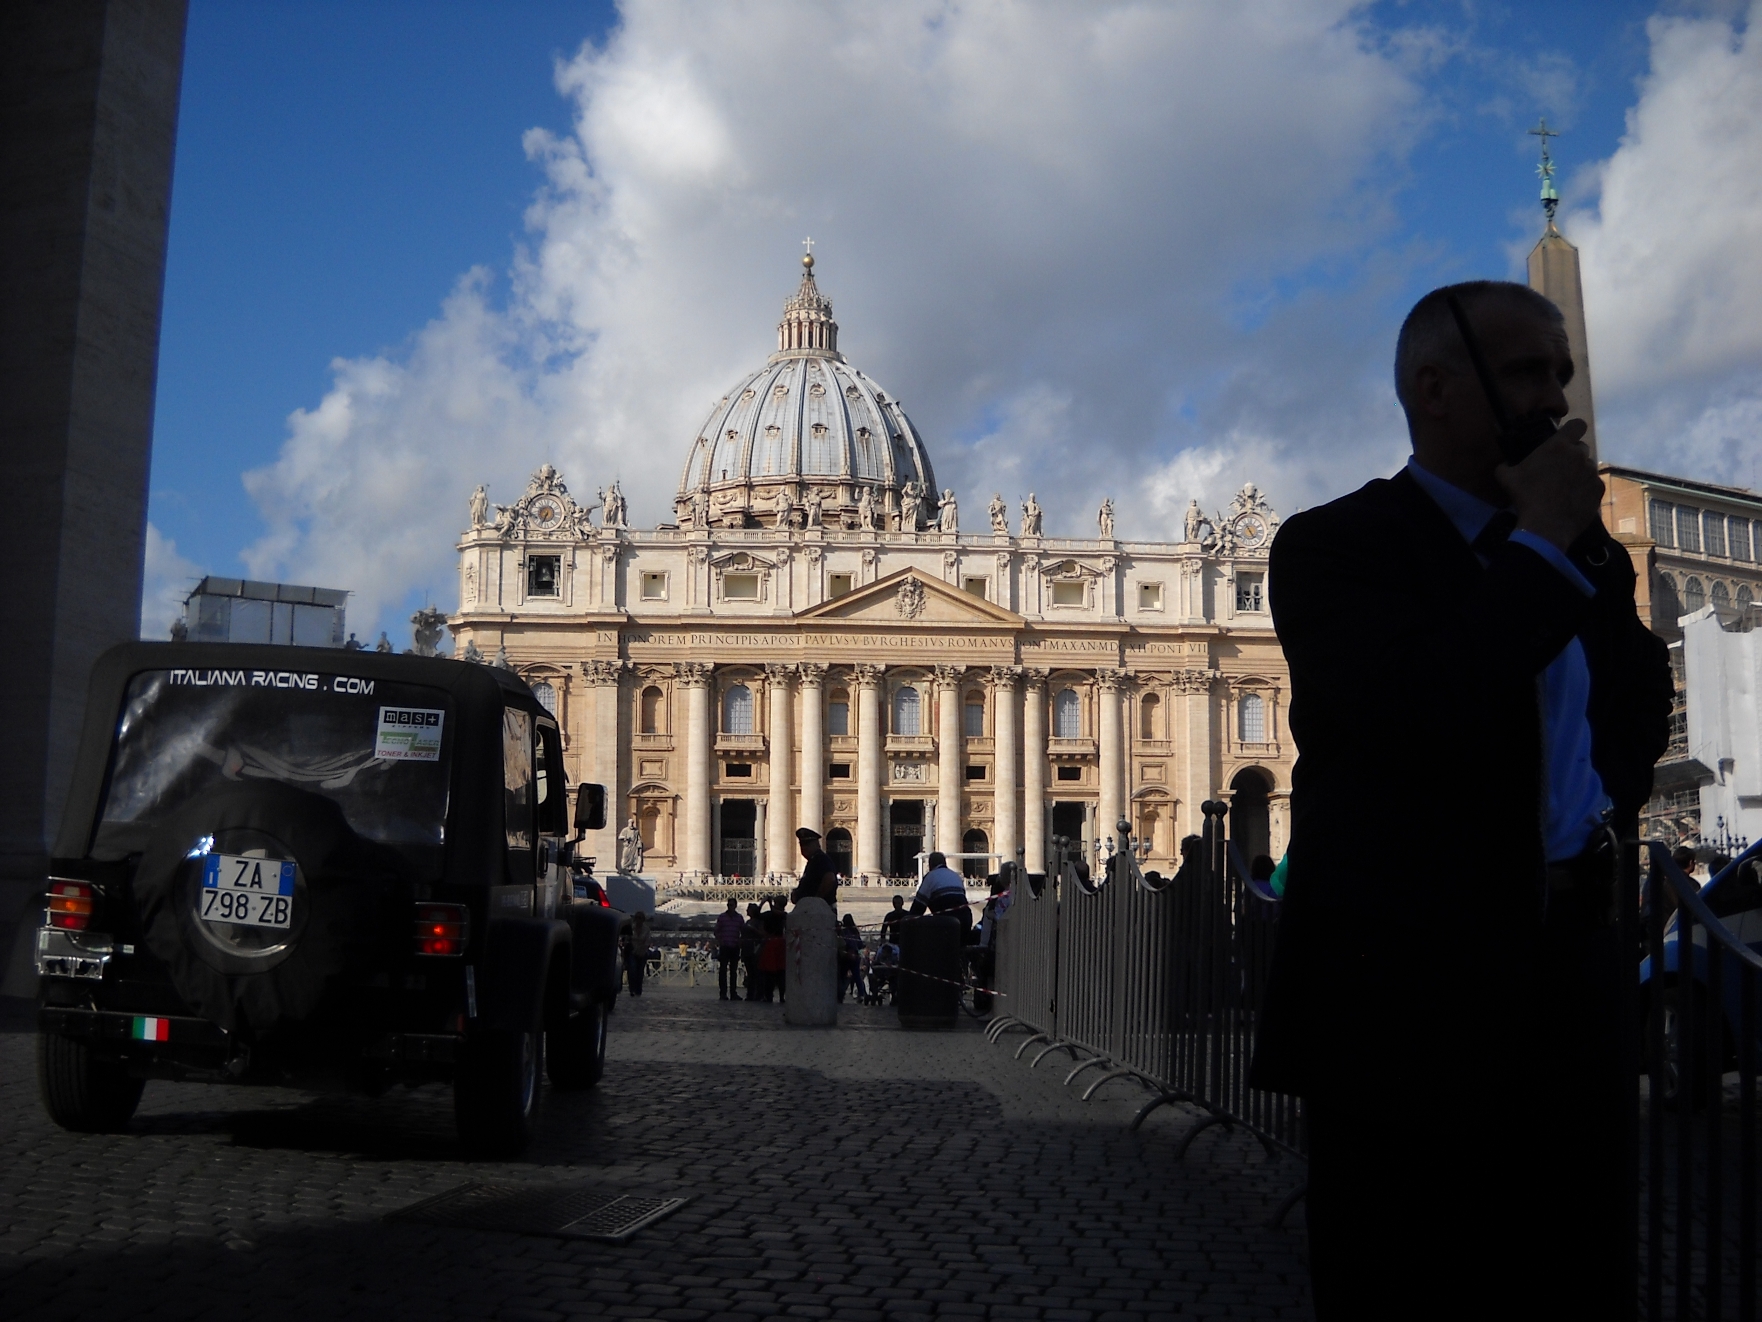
[131,1017,169,1042]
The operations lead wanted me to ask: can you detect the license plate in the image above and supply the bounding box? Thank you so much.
[200,854,295,928]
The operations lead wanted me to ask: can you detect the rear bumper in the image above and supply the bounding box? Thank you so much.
[40,1005,227,1048]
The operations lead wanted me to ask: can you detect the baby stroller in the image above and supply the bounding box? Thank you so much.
[863,942,901,1005]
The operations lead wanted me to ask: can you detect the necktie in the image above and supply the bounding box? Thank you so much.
[1472,510,1518,560]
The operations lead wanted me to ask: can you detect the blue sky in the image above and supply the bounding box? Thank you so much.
[147,1,1762,644]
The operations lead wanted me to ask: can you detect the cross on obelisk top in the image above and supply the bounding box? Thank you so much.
[1529,117,1561,226]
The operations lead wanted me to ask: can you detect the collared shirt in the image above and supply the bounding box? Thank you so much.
[1405,458,1609,862]
[916,865,966,901]
[713,909,745,949]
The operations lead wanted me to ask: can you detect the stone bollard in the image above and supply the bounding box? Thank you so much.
[784,898,838,1026]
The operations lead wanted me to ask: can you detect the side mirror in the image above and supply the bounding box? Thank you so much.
[574,783,606,833]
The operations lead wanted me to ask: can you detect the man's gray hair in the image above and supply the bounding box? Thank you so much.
[1393,281,1564,414]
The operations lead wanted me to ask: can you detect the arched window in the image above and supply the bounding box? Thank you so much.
[961,829,990,878]
[963,693,985,738]
[640,685,663,734]
[826,827,853,876]
[1683,577,1706,613]
[828,688,850,736]
[529,680,557,716]
[1139,692,1160,740]
[1655,572,1680,622]
[723,683,754,734]
[1053,688,1081,739]
[1738,585,1754,613]
[1239,692,1266,744]
[892,685,921,736]
[1711,581,1731,612]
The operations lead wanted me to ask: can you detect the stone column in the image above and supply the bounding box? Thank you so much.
[1022,669,1048,873]
[989,667,1021,869]
[934,664,965,856]
[765,662,794,881]
[754,798,768,879]
[797,662,827,836]
[677,662,713,877]
[854,664,884,880]
[582,660,626,868]
[1174,669,1213,841]
[1097,670,1126,845]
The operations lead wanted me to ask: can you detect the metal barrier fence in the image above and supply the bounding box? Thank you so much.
[1642,839,1761,1320]
[992,800,1303,1157]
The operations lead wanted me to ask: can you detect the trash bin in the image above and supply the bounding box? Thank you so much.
[895,914,962,1030]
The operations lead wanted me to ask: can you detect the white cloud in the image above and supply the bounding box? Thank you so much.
[140,522,202,640]
[1575,1,1762,485]
[236,0,1431,637]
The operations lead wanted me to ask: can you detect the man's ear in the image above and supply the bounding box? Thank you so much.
[1411,363,1452,420]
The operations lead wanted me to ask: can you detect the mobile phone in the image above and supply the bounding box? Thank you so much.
[1445,294,1559,465]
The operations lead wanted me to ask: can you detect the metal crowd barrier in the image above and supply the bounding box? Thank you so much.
[990,800,1303,1159]
[1641,840,1761,1320]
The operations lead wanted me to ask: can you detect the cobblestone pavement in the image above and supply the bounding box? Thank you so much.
[0,986,1313,1320]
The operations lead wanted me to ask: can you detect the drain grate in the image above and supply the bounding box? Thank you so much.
[387,1182,688,1242]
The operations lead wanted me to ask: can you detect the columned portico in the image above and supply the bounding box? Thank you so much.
[766,662,794,879]
[678,661,713,876]
[990,666,1021,869]
[1174,669,1213,839]
[797,662,827,835]
[854,663,884,879]
[1022,669,1048,873]
[1098,670,1126,842]
[934,664,964,855]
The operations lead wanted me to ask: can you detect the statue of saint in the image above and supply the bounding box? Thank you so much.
[857,486,877,531]
[803,487,824,528]
[410,606,446,658]
[988,493,1009,534]
[938,489,958,533]
[774,487,795,529]
[469,484,490,529]
[617,815,645,875]
[1021,493,1043,537]
[900,480,922,532]
[606,481,628,529]
[1183,499,1203,543]
[1098,497,1115,539]
[462,639,483,663]
[375,632,394,654]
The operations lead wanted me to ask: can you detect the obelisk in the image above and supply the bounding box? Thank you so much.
[1524,118,1598,458]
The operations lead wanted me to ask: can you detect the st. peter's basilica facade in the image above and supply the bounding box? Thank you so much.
[451,256,1292,884]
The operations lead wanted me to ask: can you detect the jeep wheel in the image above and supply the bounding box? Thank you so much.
[38,1032,145,1132]
[454,1027,543,1156]
[548,1000,608,1090]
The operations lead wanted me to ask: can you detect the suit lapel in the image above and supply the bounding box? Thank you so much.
[1386,469,1485,590]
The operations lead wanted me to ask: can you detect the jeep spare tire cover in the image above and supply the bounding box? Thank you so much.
[134,781,411,1034]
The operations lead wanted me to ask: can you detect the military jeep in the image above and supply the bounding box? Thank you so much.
[34,642,622,1155]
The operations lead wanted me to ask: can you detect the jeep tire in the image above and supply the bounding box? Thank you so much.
[454,1026,542,1156]
[547,999,608,1090]
[38,1032,145,1132]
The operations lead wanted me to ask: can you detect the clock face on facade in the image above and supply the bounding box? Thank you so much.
[1232,513,1269,548]
[531,501,564,532]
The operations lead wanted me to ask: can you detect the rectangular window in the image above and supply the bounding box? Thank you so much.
[1055,765,1083,783]
[1138,582,1163,611]
[1235,573,1264,612]
[526,555,561,598]
[829,763,851,779]
[1733,519,1754,563]
[964,763,987,781]
[828,701,850,736]
[1050,580,1085,607]
[1705,512,1728,558]
[1678,507,1701,553]
[1649,499,1675,548]
[640,572,667,600]
[502,708,535,886]
[962,576,988,599]
[724,762,753,778]
[827,573,854,598]
[723,573,759,600]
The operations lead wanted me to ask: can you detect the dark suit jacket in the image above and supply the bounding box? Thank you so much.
[1248,469,1671,1100]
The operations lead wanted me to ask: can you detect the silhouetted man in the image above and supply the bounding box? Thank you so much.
[1250,281,1670,1319]
[790,827,838,911]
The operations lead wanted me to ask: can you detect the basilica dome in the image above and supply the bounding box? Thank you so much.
[675,254,938,530]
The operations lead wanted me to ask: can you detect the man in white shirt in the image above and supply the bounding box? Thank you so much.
[911,851,970,929]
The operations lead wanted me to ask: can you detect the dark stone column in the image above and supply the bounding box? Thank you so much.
[0,2,187,966]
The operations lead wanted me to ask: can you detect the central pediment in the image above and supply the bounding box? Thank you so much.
[796,567,1022,627]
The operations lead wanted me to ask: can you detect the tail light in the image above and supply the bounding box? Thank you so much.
[47,882,95,932]
[413,903,468,956]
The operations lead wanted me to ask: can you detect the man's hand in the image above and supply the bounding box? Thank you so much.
[1494,419,1602,552]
